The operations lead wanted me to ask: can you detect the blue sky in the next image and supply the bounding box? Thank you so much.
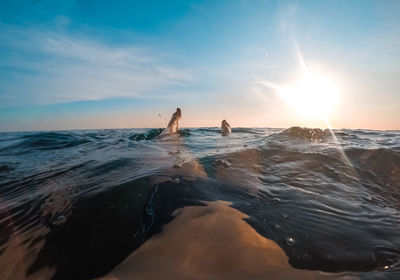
[0,0,399,131]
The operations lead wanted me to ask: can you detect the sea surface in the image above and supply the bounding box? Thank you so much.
[0,127,399,280]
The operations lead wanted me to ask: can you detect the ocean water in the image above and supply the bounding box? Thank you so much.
[0,127,399,280]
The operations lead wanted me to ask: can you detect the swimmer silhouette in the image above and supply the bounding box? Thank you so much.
[221,119,231,135]
[160,108,181,135]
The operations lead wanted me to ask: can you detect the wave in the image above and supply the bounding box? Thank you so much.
[0,132,90,154]
[275,126,332,142]
[0,164,14,173]
[232,127,269,134]
[129,128,191,141]
[191,127,267,135]
[178,128,191,137]
[1,127,399,280]
[129,128,164,141]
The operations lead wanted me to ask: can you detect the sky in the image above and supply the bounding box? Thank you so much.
[0,0,399,131]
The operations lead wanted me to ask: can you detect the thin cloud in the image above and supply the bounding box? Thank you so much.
[278,1,298,34]
[0,24,193,107]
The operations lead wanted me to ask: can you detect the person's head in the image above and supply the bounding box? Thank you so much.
[222,120,228,126]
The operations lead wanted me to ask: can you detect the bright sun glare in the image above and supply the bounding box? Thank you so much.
[277,72,339,119]
[258,44,340,125]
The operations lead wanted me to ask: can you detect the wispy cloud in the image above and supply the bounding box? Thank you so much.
[0,24,192,107]
[278,1,298,34]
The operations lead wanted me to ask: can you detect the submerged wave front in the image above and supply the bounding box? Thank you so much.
[0,127,399,280]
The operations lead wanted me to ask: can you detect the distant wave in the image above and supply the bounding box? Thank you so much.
[129,128,191,141]
[129,128,164,141]
[0,132,90,154]
[272,126,333,142]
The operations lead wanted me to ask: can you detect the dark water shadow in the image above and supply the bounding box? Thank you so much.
[27,174,400,280]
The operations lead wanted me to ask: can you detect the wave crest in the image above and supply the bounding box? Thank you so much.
[0,132,90,154]
[280,127,332,142]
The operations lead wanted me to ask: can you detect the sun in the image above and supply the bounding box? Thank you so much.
[257,44,341,125]
[277,72,339,119]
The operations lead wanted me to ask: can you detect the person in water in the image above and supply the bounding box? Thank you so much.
[161,108,182,135]
[221,119,231,134]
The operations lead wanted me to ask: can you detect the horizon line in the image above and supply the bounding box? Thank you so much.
[1,125,399,134]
